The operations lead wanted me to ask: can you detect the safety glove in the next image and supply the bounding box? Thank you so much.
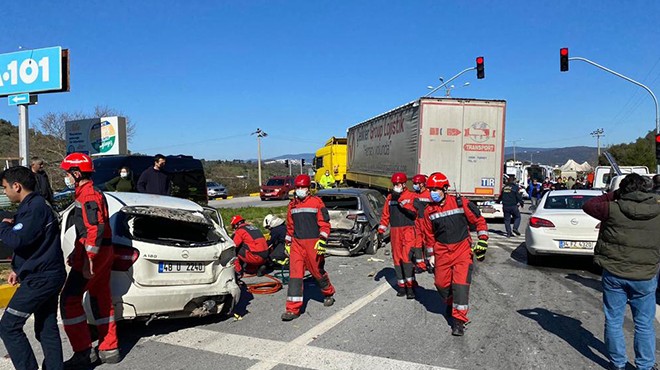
[285,244,291,256]
[314,239,327,255]
[472,239,488,262]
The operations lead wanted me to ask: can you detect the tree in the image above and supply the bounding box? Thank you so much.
[37,105,136,159]
[598,130,656,169]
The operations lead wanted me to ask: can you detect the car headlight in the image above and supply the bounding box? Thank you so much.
[274,188,280,192]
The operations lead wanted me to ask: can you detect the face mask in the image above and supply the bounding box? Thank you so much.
[64,176,75,189]
[393,185,404,193]
[120,172,128,178]
[412,184,421,192]
[295,189,308,199]
[430,190,444,203]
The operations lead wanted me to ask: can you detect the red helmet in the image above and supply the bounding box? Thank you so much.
[391,172,407,184]
[426,172,450,189]
[230,215,245,227]
[294,174,311,187]
[60,153,94,172]
[412,174,427,184]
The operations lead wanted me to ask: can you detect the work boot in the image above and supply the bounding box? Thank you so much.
[99,348,121,364]
[406,287,415,300]
[64,348,98,370]
[451,320,465,336]
[281,311,299,321]
[512,229,521,236]
[323,296,335,307]
[397,287,406,297]
[256,264,267,277]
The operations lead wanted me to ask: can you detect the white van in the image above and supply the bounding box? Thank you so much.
[592,166,649,190]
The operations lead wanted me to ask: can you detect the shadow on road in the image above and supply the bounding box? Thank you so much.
[518,308,612,369]
[510,244,600,273]
[374,267,397,291]
[414,285,452,326]
[565,273,602,293]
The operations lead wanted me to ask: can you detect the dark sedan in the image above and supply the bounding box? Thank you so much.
[318,188,389,256]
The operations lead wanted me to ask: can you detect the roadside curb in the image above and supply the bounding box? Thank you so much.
[249,193,259,197]
[0,284,17,308]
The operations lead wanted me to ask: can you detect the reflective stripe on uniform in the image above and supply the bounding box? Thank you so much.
[285,235,292,242]
[319,231,329,239]
[286,296,304,302]
[95,316,115,325]
[85,245,100,253]
[429,208,465,220]
[426,248,434,255]
[6,307,30,318]
[74,201,82,208]
[397,279,405,285]
[291,208,318,214]
[477,230,489,237]
[400,199,411,205]
[415,259,424,263]
[453,303,469,311]
[62,314,88,326]
[405,277,414,282]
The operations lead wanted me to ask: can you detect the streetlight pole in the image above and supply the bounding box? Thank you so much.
[590,128,604,159]
[568,56,659,173]
[252,128,268,187]
[424,67,476,97]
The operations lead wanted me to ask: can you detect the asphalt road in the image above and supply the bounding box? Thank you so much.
[209,196,290,209]
[1,205,656,370]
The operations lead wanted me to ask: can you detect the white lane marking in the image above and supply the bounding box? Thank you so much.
[157,328,456,370]
[156,282,456,370]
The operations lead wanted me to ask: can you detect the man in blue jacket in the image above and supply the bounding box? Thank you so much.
[0,166,66,370]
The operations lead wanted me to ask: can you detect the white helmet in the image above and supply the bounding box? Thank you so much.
[263,214,274,228]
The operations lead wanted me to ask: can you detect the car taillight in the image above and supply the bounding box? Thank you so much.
[346,214,368,223]
[112,245,139,271]
[529,217,555,228]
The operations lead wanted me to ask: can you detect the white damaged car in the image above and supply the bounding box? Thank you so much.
[60,192,240,323]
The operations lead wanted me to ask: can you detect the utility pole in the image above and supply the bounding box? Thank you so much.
[591,128,605,159]
[507,138,524,163]
[251,128,268,187]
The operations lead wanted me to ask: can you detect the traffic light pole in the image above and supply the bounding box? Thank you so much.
[569,56,660,173]
[424,67,476,97]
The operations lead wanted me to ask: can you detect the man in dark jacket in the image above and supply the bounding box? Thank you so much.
[264,214,287,266]
[498,176,524,237]
[583,173,660,370]
[137,154,170,195]
[0,166,66,370]
[30,157,54,204]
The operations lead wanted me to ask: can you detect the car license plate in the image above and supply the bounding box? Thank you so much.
[158,261,206,273]
[559,241,595,249]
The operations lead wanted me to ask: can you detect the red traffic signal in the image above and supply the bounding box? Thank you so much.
[476,56,485,79]
[560,48,569,72]
[656,133,660,165]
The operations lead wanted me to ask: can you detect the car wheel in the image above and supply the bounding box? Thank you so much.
[222,195,228,199]
[365,231,381,255]
[526,249,540,266]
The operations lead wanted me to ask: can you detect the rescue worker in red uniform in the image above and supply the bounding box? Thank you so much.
[412,174,431,273]
[281,174,335,321]
[378,173,418,299]
[230,215,269,277]
[59,153,120,368]
[421,172,488,336]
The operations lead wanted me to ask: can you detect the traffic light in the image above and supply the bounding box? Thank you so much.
[560,48,569,72]
[476,56,485,79]
[301,159,306,166]
[284,159,289,168]
[656,133,660,165]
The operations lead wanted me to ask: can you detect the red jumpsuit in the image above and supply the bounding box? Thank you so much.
[379,190,418,289]
[413,189,432,270]
[285,195,335,315]
[60,181,118,353]
[421,195,488,323]
[232,223,269,274]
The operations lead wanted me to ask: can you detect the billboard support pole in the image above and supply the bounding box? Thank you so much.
[18,104,29,166]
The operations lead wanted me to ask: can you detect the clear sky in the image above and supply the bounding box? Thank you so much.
[1,1,659,160]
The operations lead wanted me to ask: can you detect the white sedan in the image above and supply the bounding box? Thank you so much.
[60,192,240,322]
[525,189,602,265]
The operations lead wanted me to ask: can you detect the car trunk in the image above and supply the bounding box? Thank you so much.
[119,206,226,287]
[538,210,600,249]
[322,195,372,250]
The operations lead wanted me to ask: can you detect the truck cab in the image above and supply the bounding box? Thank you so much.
[313,137,347,186]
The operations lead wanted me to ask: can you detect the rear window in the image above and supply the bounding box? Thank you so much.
[266,179,285,186]
[320,195,360,210]
[116,206,222,247]
[207,182,220,187]
[544,195,597,210]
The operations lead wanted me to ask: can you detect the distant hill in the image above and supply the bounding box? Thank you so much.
[504,146,598,166]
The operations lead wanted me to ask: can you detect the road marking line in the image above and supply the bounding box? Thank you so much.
[156,282,455,370]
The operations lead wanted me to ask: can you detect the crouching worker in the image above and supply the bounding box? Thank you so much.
[264,214,288,267]
[231,215,269,277]
[0,166,66,370]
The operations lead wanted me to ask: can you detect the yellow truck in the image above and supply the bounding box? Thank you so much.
[313,137,347,187]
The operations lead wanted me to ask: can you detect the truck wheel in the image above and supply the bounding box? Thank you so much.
[365,231,381,255]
